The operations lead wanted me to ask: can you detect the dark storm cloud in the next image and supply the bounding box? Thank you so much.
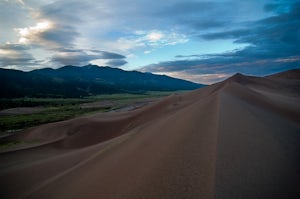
[0,44,29,51]
[202,29,250,41]
[51,54,91,66]
[155,1,239,31]
[202,1,300,58]
[94,51,126,59]
[175,54,207,58]
[106,59,128,67]
[39,25,80,47]
[143,55,300,78]
[0,54,35,67]
[143,1,300,78]
[53,49,83,53]
[51,49,126,66]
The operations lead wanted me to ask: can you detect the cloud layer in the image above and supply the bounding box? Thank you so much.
[142,1,300,83]
[0,0,299,83]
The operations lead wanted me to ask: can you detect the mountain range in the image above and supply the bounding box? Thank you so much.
[0,65,203,98]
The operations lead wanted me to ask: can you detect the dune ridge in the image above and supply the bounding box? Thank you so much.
[0,70,299,199]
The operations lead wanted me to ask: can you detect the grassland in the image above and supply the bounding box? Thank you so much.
[0,91,182,134]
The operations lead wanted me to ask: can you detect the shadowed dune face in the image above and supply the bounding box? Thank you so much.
[0,69,299,199]
[215,75,300,199]
[266,68,300,80]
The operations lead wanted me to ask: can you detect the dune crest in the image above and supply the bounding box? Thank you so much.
[1,69,299,199]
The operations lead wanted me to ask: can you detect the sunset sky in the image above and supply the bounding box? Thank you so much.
[0,0,299,84]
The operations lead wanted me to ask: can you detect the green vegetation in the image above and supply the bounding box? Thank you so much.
[0,106,110,133]
[0,98,94,110]
[0,91,182,134]
[90,91,180,107]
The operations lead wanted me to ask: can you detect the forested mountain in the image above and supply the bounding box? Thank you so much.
[1,65,204,98]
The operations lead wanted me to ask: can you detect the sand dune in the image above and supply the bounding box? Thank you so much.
[1,70,299,199]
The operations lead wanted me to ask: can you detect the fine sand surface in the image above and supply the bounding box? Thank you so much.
[0,70,299,199]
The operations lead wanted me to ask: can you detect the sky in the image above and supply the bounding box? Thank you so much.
[0,0,299,84]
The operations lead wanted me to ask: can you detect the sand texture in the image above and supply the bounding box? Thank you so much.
[1,70,299,199]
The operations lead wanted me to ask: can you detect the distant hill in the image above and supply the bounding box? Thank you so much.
[0,65,204,98]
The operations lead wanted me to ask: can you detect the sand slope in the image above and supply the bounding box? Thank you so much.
[1,70,299,199]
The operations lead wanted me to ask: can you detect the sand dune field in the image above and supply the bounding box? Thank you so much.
[1,69,299,199]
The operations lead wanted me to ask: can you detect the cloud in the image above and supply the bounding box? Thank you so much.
[153,71,230,85]
[14,20,80,50]
[154,1,253,32]
[50,48,126,66]
[201,29,250,41]
[92,50,125,59]
[142,55,300,84]
[147,32,164,42]
[201,1,300,58]
[38,24,79,47]
[11,0,90,49]
[0,0,35,43]
[0,0,130,69]
[15,20,54,44]
[1,0,299,82]
[141,1,300,83]
[116,30,188,53]
[40,0,91,24]
[105,59,128,67]
[0,44,42,70]
[155,0,234,24]
[264,1,295,14]
[157,1,217,16]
